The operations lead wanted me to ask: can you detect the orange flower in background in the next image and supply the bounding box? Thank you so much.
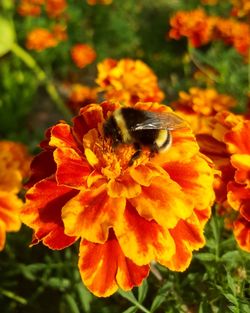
[196,112,250,252]
[26,28,58,51]
[45,0,67,18]
[17,0,45,16]
[0,141,32,251]
[169,9,216,47]
[51,24,68,42]
[96,59,165,105]
[21,101,214,297]
[71,44,97,69]
[87,0,112,5]
[231,0,250,17]
[171,88,236,134]
[67,84,98,114]
[225,120,250,252]
[169,9,250,58]
[215,18,250,57]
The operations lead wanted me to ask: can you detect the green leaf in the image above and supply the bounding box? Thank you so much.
[122,306,138,313]
[221,251,241,263]
[76,282,93,313]
[0,16,15,57]
[138,280,148,303]
[227,271,236,295]
[150,294,166,312]
[224,293,238,306]
[118,289,137,303]
[64,294,80,313]
[194,253,216,262]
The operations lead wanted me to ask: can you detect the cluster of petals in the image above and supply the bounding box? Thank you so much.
[0,141,32,251]
[67,84,98,114]
[17,0,67,18]
[169,9,250,57]
[196,111,250,252]
[231,0,250,17]
[169,9,216,48]
[86,0,112,5]
[70,44,97,69]
[171,88,236,134]
[21,100,214,297]
[25,25,67,51]
[96,59,165,105]
[26,28,58,51]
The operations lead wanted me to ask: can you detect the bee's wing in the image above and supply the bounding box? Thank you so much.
[131,111,187,131]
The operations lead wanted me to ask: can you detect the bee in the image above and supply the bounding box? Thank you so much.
[103,107,186,165]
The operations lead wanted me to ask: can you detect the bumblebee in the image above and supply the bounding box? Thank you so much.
[103,107,186,165]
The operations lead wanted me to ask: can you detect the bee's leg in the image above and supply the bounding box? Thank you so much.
[149,144,159,158]
[128,143,142,166]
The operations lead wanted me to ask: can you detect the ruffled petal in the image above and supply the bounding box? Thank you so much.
[25,151,56,188]
[21,178,78,249]
[227,181,250,216]
[115,203,175,266]
[225,121,250,154]
[107,174,141,198]
[78,235,150,297]
[164,154,214,210]
[164,212,206,271]
[233,216,250,252]
[54,147,91,188]
[62,184,126,243]
[130,176,193,229]
[49,123,80,151]
[0,220,6,251]
[230,154,250,187]
[129,163,165,187]
[0,191,22,231]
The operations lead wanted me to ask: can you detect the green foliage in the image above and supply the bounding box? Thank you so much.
[0,0,250,312]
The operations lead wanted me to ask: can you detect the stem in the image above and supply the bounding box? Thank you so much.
[11,42,72,121]
[188,45,219,83]
[118,290,151,313]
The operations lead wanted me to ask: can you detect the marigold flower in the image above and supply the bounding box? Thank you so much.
[231,0,250,17]
[17,0,44,16]
[0,141,32,251]
[96,59,165,105]
[169,9,216,47]
[196,112,250,251]
[86,0,112,5]
[171,88,236,134]
[45,0,67,18]
[215,18,250,57]
[21,101,214,296]
[26,28,58,51]
[51,24,68,42]
[67,84,98,114]
[70,44,96,69]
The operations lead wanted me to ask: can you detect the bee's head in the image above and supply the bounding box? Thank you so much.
[103,116,122,147]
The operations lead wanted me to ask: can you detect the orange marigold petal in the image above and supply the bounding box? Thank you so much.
[78,235,149,297]
[0,191,22,232]
[129,163,165,187]
[164,212,206,271]
[25,150,56,188]
[164,154,214,210]
[115,203,175,266]
[227,181,250,214]
[107,174,141,198]
[233,216,250,252]
[0,220,6,251]
[21,178,78,249]
[225,121,250,154]
[54,147,91,188]
[62,185,126,243]
[130,176,193,229]
[49,123,79,151]
[231,154,250,187]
